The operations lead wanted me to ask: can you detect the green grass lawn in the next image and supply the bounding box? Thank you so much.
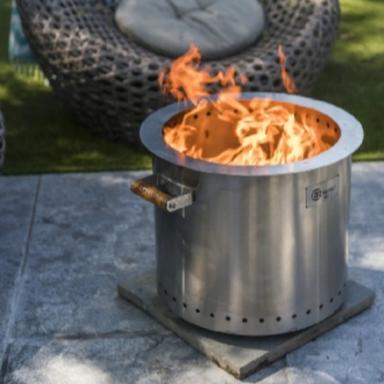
[312,0,384,161]
[1,0,383,174]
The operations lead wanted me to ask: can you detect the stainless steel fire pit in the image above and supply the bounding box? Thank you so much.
[131,93,363,336]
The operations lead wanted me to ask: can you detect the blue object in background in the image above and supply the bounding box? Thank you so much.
[8,0,36,63]
[8,0,120,63]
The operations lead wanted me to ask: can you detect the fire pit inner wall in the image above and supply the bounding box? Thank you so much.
[163,100,341,166]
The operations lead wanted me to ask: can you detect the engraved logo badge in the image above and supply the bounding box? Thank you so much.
[306,176,339,208]
[311,188,322,202]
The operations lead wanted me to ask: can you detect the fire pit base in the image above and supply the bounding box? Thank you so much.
[118,272,374,380]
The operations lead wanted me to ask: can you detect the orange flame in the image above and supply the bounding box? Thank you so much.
[277,45,298,94]
[159,44,242,105]
[159,45,339,166]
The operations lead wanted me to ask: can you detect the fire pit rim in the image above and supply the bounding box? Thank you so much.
[141,92,363,176]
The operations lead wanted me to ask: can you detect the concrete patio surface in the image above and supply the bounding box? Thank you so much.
[0,162,383,384]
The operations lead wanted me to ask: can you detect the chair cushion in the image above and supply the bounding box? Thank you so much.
[115,0,265,60]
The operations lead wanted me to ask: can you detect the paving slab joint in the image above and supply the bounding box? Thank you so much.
[53,329,170,341]
[0,176,42,378]
[0,344,11,382]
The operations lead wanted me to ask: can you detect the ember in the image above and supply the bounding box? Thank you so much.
[159,45,340,166]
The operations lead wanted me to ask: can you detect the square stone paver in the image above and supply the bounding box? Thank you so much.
[118,272,374,380]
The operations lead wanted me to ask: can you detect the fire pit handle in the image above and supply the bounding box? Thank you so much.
[130,175,194,213]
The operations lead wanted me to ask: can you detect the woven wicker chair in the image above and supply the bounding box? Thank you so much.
[0,111,5,167]
[16,0,340,143]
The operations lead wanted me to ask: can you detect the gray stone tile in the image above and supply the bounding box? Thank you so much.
[3,335,289,384]
[285,163,384,384]
[285,310,384,384]
[349,162,384,268]
[0,176,39,358]
[285,367,344,384]
[3,336,225,384]
[5,162,384,383]
[26,172,155,276]
[13,172,164,338]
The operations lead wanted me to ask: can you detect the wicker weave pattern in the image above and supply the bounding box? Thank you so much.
[0,111,5,167]
[16,0,340,143]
